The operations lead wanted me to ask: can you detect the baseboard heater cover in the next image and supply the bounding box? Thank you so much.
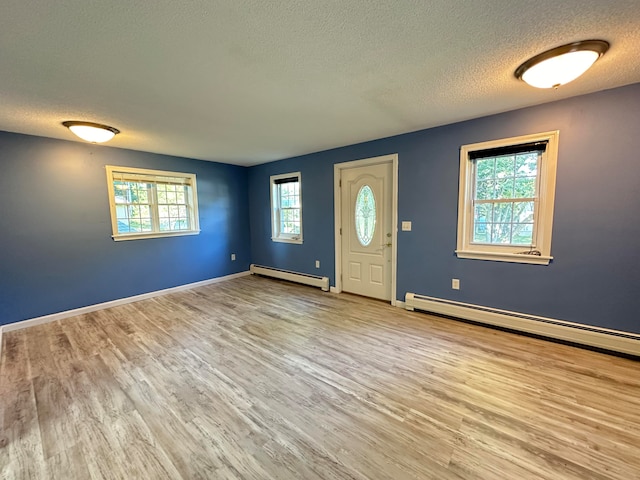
[250,264,330,292]
[405,293,640,356]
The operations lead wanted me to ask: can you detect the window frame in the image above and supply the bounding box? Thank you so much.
[270,172,303,244]
[106,165,200,241]
[456,131,559,265]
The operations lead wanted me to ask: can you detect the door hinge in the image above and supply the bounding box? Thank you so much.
[340,227,342,235]
[339,179,342,187]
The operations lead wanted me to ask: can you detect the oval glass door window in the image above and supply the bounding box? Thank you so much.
[355,185,376,246]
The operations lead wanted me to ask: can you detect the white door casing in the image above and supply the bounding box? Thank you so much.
[336,159,396,300]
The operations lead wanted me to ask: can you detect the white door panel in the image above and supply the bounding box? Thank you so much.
[340,162,392,300]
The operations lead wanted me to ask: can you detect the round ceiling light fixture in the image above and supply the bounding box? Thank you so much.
[515,40,609,89]
[62,121,120,143]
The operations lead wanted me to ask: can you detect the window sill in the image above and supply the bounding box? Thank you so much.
[271,237,303,244]
[455,249,552,265]
[113,230,200,241]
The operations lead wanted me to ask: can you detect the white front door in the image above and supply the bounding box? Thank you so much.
[340,162,393,300]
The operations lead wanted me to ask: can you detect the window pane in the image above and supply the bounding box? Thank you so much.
[128,220,141,232]
[140,205,151,218]
[515,154,538,176]
[491,223,512,244]
[514,177,536,198]
[115,205,128,220]
[140,219,153,232]
[473,222,490,243]
[282,184,293,196]
[475,179,494,200]
[171,219,188,230]
[474,157,525,245]
[355,185,376,246]
[492,203,513,223]
[131,185,149,203]
[137,188,149,203]
[476,158,495,180]
[117,220,130,233]
[513,201,535,223]
[512,223,534,244]
[114,183,128,204]
[474,203,492,221]
[159,219,171,231]
[128,205,140,218]
[495,155,515,177]
[494,177,514,199]
[282,220,300,234]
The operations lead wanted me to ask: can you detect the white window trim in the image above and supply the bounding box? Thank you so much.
[270,172,303,244]
[106,165,200,241]
[456,131,559,265]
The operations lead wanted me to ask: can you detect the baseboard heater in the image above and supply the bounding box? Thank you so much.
[250,264,330,292]
[405,292,640,357]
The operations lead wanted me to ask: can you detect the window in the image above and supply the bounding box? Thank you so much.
[106,165,200,241]
[456,131,559,265]
[271,172,302,243]
[355,184,376,246]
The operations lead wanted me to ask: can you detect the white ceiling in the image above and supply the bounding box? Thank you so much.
[1,1,639,166]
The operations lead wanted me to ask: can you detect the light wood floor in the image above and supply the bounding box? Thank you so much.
[1,276,639,480]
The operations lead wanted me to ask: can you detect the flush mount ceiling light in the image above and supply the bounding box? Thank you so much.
[515,40,609,89]
[62,121,120,143]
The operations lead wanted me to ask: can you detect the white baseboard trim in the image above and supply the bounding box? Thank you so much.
[330,286,339,294]
[394,300,406,309]
[405,292,640,357]
[1,271,251,336]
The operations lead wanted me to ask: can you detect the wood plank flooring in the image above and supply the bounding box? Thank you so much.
[1,275,639,479]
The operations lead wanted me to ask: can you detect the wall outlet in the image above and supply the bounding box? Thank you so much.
[452,278,460,290]
[231,253,236,261]
[315,260,320,268]
[401,221,412,231]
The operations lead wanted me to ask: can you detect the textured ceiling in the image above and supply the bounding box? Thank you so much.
[1,0,639,166]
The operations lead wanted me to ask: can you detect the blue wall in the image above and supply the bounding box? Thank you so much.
[0,132,250,326]
[2,84,639,334]
[249,83,640,334]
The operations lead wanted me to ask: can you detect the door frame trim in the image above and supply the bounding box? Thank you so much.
[333,153,399,305]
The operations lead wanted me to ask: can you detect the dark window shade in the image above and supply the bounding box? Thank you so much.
[273,176,299,185]
[469,141,547,160]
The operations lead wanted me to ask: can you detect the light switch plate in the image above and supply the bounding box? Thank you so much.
[401,221,412,231]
